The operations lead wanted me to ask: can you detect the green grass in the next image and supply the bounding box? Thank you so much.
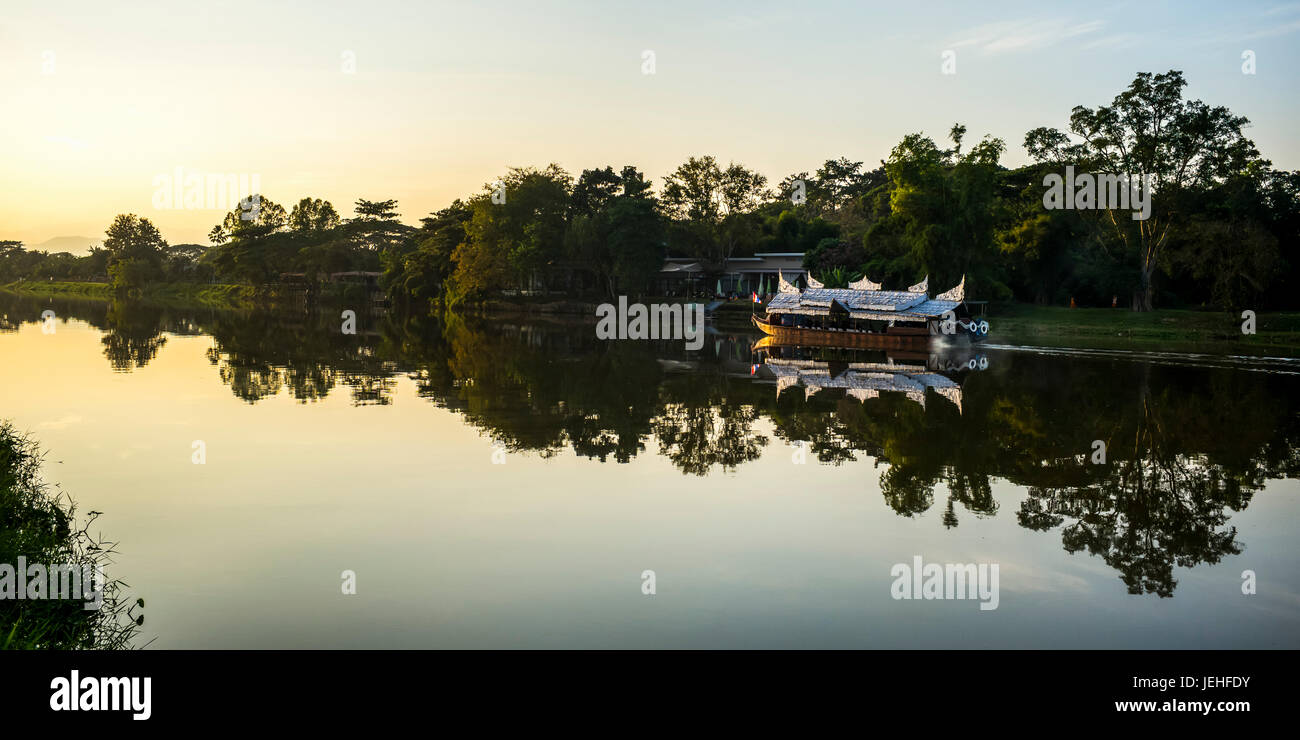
[2,281,114,299]
[144,282,258,307]
[990,304,1300,356]
[2,280,258,310]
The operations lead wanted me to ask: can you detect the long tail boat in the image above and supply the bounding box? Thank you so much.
[750,273,988,348]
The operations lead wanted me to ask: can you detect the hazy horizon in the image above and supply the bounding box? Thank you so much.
[4,0,1299,246]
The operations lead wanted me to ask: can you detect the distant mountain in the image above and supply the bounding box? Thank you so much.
[30,236,100,255]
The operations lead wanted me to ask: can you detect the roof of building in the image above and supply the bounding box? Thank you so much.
[658,262,705,274]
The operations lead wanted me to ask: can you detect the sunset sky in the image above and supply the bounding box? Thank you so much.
[3,0,1298,247]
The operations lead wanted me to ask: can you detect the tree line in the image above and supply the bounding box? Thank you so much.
[2,70,1295,311]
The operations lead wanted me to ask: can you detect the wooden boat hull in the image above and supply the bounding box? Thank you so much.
[752,314,933,349]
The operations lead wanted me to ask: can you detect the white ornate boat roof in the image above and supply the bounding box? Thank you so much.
[765,276,966,320]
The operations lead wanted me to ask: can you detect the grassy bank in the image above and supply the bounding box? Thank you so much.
[1,280,258,310]
[989,304,1300,356]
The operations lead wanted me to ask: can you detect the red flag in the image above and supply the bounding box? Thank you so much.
[752,292,759,303]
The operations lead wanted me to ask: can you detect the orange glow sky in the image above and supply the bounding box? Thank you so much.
[2,0,1297,247]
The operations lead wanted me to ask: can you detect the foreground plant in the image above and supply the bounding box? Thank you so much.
[0,421,143,649]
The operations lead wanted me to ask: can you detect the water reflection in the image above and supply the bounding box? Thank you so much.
[2,291,1297,598]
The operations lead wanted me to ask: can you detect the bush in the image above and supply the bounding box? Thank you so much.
[108,258,156,297]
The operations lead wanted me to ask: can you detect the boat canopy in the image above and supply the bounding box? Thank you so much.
[767,272,966,321]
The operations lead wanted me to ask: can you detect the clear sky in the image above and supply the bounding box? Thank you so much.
[3,0,1298,246]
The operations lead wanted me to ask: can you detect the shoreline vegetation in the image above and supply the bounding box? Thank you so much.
[3,71,1296,349]
[6,280,1300,357]
[1,280,258,310]
[0,421,142,650]
[988,304,1300,356]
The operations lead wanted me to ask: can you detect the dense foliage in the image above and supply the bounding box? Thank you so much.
[2,71,1295,311]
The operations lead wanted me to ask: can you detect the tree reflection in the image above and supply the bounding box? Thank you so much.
[284,363,336,403]
[7,290,1298,597]
[211,348,283,402]
[652,402,767,476]
[1015,379,1267,596]
[99,301,168,371]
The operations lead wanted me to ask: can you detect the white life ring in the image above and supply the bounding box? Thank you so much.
[978,320,990,334]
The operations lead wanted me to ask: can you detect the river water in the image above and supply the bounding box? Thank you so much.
[1,293,1297,648]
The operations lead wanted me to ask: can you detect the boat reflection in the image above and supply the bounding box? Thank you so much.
[750,336,987,412]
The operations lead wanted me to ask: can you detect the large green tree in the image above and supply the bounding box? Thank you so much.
[661,156,771,267]
[869,124,1007,294]
[565,166,665,297]
[347,198,412,253]
[103,214,168,293]
[1025,70,1260,310]
[207,195,287,245]
[382,200,472,307]
[450,165,571,302]
[288,197,341,232]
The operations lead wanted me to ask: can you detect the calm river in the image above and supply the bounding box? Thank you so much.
[1,292,1297,648]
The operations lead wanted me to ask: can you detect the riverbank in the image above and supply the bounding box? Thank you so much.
[1,281,259,310]
[715,299,1300,357]
[10,283,1298,357]
[989,304,1300,357]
